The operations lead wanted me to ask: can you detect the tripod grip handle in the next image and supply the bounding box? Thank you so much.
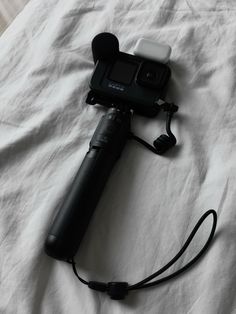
[45,108,130,260]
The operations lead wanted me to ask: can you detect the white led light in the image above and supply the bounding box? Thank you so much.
[134,38,171,64]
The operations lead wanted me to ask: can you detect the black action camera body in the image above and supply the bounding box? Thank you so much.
[87,51,171,117]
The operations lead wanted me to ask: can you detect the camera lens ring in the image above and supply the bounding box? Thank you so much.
[146,71,156,81]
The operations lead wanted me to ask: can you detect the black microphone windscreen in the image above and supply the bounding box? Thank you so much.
[92,32,119,63]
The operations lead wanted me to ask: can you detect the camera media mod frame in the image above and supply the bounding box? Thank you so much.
[86,36,171,117]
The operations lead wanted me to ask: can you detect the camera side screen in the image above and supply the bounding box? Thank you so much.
[109,60,138,85]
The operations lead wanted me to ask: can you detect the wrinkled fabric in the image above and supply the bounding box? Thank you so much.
[0,0,236,313]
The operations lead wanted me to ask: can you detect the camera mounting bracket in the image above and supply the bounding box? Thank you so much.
[86,89,162,117]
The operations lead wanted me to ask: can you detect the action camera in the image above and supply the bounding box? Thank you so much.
[86,35,171,117]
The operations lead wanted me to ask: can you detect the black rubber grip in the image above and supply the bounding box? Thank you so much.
[45,108,130,260]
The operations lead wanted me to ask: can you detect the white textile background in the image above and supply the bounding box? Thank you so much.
[0,0,236,313]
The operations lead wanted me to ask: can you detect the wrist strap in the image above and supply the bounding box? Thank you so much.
[68,209,217,300]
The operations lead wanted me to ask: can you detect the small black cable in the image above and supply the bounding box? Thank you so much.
[128,132,157,153]
[67,259,88,285]
[166,111,175,138]
[129,102,178,155]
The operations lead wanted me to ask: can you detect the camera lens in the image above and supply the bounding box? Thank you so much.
[146,71,156,80]
[136,61,171,89]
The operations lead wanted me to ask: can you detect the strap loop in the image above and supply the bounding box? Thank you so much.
[69,209,217,300]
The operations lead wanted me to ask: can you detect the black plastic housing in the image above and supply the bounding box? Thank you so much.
[87,52,171,117]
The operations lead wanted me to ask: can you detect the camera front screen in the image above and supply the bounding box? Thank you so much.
[109,60,138,85]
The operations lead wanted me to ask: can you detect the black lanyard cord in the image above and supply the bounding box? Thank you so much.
[129,209,217,290]
[68,259,89,285]
[68,209,217,300]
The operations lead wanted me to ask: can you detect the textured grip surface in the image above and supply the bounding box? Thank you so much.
[45,108,130,260]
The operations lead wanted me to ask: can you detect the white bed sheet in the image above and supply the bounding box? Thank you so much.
[1,0,236,313]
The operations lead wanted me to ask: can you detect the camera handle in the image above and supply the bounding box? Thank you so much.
[45,107,131,260]
[45,102,178,260]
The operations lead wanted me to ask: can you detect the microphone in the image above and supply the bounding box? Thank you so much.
[92,32,119,63]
